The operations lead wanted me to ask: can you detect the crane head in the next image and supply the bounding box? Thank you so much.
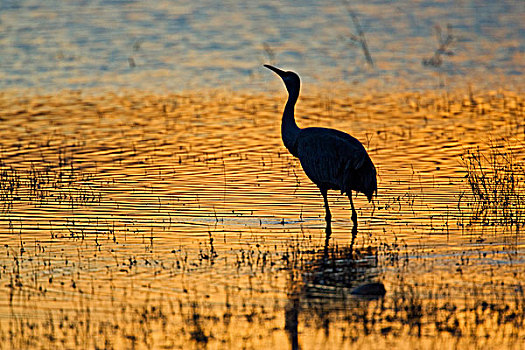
[264,64,300,94]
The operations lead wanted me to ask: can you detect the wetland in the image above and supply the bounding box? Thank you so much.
[0,0,524,349]
[0,89,523,349]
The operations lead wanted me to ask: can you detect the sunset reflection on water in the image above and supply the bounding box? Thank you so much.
[0,0,524,347]
[0,89,523,348]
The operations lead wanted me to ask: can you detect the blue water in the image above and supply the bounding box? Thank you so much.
[0,0,523,92]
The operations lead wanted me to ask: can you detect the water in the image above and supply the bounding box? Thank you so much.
[0,1,524,349]
[0,89,524,348]
[0,0,523,92]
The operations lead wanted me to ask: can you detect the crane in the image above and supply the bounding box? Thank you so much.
[264,64,377,241]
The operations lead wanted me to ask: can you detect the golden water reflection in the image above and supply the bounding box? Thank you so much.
[0,89,523,348]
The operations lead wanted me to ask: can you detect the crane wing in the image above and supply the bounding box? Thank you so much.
[295,127,376,197]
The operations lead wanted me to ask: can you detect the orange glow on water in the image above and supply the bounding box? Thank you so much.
[0,89,523,348]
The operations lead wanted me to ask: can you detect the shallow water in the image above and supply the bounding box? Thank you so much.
[0,89,524,349]
[1,1,525,349]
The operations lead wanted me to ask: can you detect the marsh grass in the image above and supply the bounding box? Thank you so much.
[0,144,101,212]
[0,161,21,211]
[461,143,525,228]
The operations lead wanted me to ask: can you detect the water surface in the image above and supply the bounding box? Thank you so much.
[0,1,524,349]
[0,0,523,92]
[0,89,524,349]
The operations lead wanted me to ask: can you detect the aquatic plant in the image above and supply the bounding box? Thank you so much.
[341,0,374,66]
[0,161,20,212]
[461,144,525,228]
[0,144,101,212]
[422,24,457,68]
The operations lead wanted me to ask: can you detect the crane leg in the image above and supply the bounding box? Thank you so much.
[348,192,358,250]
[320,188,332,239]
[348,192,358,227]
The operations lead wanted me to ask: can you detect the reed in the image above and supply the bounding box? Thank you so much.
[461,144,525,228]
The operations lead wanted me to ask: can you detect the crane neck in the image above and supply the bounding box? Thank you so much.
[281,88,301,156]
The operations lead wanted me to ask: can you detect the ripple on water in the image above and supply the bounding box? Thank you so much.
[0,89,524,348]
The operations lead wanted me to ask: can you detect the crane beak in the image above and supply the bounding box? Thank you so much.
[264,64,286,78]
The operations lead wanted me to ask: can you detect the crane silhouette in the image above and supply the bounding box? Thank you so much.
[264,64,377,243]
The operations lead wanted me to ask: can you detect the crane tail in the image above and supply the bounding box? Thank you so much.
[344,156,377,202]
